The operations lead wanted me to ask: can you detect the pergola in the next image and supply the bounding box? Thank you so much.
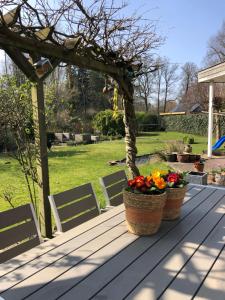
[198,61,225,157]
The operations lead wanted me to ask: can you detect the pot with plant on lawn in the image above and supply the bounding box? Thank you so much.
[123,171,167,236]
[163,171,188,220]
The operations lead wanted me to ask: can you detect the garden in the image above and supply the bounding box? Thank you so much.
[0,131,209,211]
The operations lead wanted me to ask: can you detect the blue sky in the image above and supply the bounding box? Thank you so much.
[128,0,225,68]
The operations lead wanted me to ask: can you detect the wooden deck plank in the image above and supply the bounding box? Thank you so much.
[0,211,124,293]
[0,220,128,300]
[92,188,224,300]
[54,187,206,299]
[194,247,225,300]
[0,204,124,278]
[127,198,225,300]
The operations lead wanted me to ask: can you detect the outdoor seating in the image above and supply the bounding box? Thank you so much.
[99,170,127,206]
[49,183,101,232]
[0,203,42,263]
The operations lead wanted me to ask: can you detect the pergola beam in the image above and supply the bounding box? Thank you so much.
[4,46,39,81]
[0,28,119,76]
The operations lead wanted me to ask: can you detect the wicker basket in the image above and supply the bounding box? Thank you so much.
[123,189,166,236]
[163,186,187,220]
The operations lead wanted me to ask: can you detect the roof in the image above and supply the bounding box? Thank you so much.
[198,61,225,83]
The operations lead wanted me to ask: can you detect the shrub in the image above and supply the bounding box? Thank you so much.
[136,112,161,131]
[93,110,125,136]
[183,136,195,144]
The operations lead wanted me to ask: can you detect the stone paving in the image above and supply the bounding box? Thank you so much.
[168,156,225,173]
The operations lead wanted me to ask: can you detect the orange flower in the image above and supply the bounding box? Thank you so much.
[154,177,166,190]
[146,175,152,182]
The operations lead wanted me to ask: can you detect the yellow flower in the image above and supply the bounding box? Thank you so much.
[152,171,161,181]
[159,170,168,176]
[154,177,166,190]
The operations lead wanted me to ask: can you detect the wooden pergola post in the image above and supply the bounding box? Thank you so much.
[31,80,52,237]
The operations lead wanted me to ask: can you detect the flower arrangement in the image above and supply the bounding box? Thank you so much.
[166,171,187,188]
[127,170,167,194]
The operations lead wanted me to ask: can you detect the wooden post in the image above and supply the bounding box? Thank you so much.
[31,81,52,238]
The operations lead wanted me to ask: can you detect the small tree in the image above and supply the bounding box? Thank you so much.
[0,75,39,214]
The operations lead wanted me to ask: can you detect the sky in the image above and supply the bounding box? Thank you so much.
[128,0,225,68]
[0,0,225,69]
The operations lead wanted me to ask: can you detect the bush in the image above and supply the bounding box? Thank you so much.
[163,115,210,136]
[136,112,161,131]
[183,136,195,144]
[93,110,125,136]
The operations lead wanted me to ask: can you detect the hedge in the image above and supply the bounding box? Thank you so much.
[136,112,161,131]
[163,114,225,136]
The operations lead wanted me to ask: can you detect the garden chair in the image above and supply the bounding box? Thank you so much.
[49,183,101,232]
[99,170,128,207]
[0,203,42,263]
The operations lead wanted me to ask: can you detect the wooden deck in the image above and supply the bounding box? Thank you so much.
[0,184,225,300]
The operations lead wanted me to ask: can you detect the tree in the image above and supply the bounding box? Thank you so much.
[205,21,225,66]
[180,62,198,97]
[0,76,39,214]
[161,59,179,112]
[135,59,155,112]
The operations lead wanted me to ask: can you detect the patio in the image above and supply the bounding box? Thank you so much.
[0,184,224,300]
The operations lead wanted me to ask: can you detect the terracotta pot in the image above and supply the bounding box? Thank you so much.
[194,162,204,172]
[177,154,189,163]
[163,185,187,220]
[165,153,177,162]
[123,190,166,236]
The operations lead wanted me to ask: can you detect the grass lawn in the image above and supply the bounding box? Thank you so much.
[0,131,209,211]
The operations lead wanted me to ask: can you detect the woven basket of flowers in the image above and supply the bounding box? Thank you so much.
[123,171,167,236]
[163,171,187,220]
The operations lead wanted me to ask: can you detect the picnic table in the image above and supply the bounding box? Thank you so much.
[0,184,225,300]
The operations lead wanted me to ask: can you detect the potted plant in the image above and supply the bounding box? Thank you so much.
[123,171,167,236]
[194,159,204,172]
[164,143,177,162]
[163,171,188,220]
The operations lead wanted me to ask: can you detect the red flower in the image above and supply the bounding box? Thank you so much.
[167,173,180,183]
[128,179,136,187]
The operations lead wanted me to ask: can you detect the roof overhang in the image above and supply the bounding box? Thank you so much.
[198,61,225,83]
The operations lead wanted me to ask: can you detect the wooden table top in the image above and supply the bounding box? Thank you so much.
[0,184,225,300]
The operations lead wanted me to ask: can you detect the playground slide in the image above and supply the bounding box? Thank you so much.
[212,136,225,150]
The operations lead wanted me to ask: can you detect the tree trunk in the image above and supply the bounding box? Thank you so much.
[118,78,140,178]
[163,87,168,113]
[157,75,161,118]
[144,96,148,112]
